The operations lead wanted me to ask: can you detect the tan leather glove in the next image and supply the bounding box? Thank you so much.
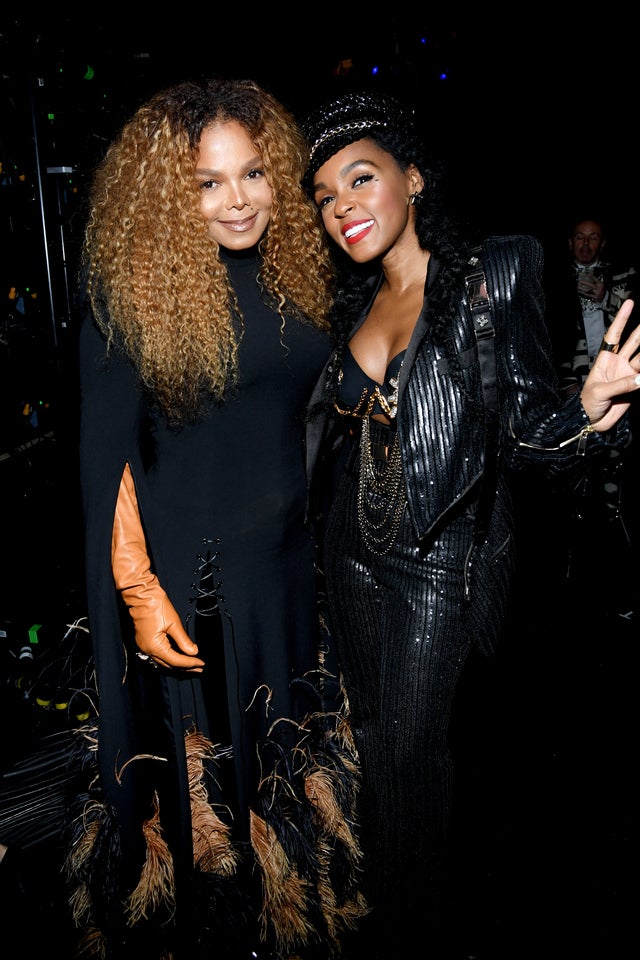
[111,464,204,671]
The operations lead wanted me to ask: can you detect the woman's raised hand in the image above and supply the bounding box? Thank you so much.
[580,299,640,432]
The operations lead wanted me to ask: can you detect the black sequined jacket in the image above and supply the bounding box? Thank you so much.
[306,234,627,653]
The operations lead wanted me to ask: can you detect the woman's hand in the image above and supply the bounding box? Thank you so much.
[132,591,205,673]
[112,462,205,673]
[579,299,640,431]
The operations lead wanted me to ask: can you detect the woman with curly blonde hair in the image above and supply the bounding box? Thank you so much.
[68,77,366,959]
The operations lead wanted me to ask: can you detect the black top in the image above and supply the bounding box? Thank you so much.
[336,348,405,418]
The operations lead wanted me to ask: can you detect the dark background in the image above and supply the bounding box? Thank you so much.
[2,12,638,364]
[2,11,638,485]
[0,12,637,958]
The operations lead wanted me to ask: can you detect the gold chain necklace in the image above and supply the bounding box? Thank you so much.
[355,365,406,555]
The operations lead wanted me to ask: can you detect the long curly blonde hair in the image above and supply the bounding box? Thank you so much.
[82,77,335,423]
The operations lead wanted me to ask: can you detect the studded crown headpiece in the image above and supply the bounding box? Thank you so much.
[302,90,414,179]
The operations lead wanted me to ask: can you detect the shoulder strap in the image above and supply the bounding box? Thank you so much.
[464,246,499,544]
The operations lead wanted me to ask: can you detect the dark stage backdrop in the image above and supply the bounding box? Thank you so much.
[1,13,638,366]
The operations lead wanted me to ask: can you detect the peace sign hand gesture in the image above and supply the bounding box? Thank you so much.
[580,299,640,432]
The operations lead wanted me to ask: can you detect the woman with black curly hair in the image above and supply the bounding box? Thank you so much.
[70,77,367,960]
[301,90,640,959]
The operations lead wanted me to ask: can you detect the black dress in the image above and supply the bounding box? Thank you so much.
[71,248,365,958]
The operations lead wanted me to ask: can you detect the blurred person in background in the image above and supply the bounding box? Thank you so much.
[544,216,638,615]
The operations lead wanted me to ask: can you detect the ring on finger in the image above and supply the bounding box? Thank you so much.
[599,339,617,353]
[136,652,159,668]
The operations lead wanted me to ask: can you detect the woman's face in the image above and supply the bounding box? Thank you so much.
[311,138,418,263]
[195,120,273,250]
